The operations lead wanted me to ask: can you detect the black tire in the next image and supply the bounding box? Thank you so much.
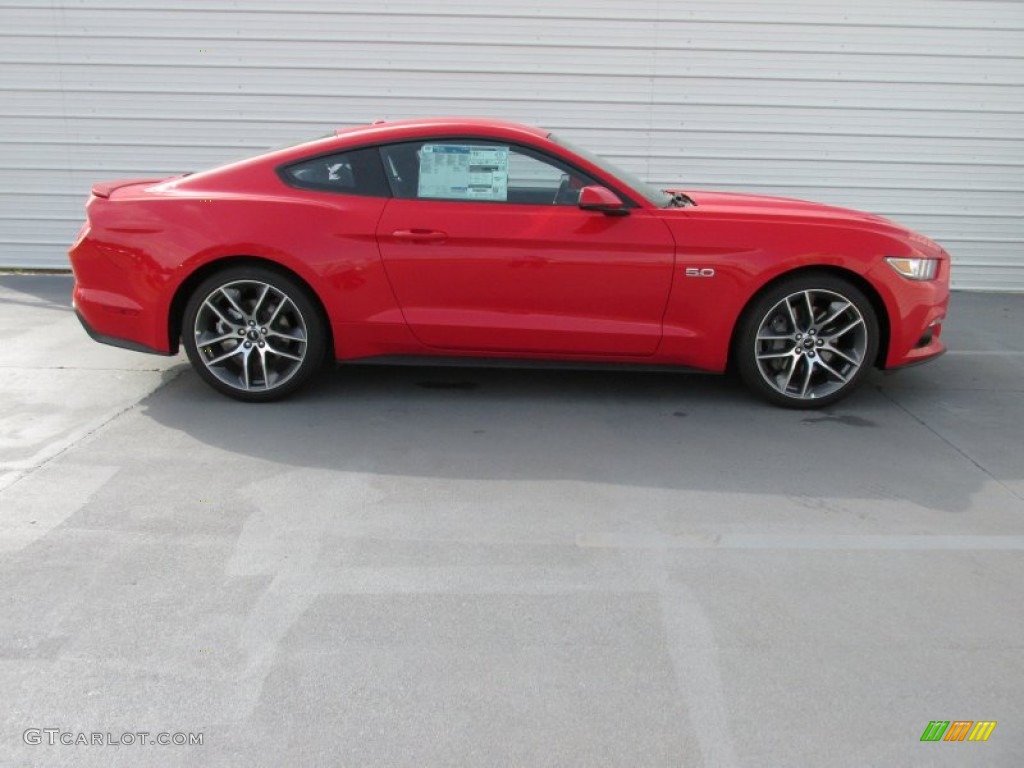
[735,273,879,408]
[182,265,327,402]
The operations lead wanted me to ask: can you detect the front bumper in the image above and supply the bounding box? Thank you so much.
[868,256,950,369]
[887,315,946,368]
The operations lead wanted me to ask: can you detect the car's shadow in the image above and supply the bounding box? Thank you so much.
[139,359,1000,513]
[0,274,74,312]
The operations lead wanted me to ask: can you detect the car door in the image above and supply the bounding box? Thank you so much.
[374,139,675,356]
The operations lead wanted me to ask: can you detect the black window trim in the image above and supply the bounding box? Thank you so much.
[275,134,643,208]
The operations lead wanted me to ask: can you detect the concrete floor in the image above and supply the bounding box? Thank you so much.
[1,274,1021,767]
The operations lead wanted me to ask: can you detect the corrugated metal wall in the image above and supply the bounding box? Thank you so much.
[2,0,1022,289]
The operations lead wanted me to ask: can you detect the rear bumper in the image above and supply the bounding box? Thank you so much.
[74,307,170,355]
[69,220,176,355]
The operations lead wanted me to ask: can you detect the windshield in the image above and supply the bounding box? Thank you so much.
[548,134,673,207]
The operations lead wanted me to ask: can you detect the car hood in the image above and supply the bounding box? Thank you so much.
[667,189,893,225]
[661,189,945,257]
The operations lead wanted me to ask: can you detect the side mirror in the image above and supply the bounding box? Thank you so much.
[578,185,628,215]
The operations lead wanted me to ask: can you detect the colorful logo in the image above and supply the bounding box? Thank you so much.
[920,721,996,742]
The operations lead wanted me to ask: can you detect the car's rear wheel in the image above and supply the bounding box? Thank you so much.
[182,266,326,402]
[736,274,879,408]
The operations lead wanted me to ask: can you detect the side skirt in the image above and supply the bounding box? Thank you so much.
[341,355,708,375]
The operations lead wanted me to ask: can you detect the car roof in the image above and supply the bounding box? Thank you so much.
[166,118,556,191]
[333,117,551,144]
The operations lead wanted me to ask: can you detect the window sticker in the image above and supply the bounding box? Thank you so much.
[418,144,509,201]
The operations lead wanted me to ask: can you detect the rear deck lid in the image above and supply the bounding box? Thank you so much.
[90,177,174,198]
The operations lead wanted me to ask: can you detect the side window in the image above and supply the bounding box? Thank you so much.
[379,141,596,205]
[279,147,390,197]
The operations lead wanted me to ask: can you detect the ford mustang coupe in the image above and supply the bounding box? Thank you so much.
[70,118,949,407]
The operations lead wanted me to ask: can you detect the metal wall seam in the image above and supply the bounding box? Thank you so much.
[0,0,1020,289]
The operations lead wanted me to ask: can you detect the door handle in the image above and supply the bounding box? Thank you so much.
[391,229,448,244]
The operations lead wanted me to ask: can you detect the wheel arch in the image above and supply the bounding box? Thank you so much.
[727,265,890,371]
[167,255,334,359]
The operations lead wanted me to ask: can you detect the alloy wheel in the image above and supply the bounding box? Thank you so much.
[753,288,868,401]
[193,279,308,392]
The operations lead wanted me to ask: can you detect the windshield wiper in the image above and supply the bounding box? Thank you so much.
[666,191,696,208]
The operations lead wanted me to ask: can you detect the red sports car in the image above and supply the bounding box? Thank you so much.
[70,118,949,407]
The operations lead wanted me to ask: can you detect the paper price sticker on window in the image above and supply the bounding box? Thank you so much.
[418,144,509,201]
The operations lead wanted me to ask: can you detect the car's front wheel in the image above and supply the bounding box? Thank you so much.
[182,266,326,402]
[736,274,879,408]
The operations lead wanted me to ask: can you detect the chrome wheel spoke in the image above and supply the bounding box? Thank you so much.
[207,345,244,365]
[803,291,815,328]
[800,358,814,397]
[823,344,860,367]
[264,342,303,362]
[198,331,239,347]
[781,357,799,392]
[203,299,235,328]
[266,329,305,344]
[817,300,851,331]
[219,287,249,320]
[266,295,291,327]
[257,348,270,388]
[784,296,799,330]
[758,349,794,360]
[240,348,251,390]
[826,317,864,341]
[253,284,271,318]
[816,356,848,384]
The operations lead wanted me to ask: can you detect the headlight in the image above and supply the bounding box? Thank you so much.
[885,257,938,281]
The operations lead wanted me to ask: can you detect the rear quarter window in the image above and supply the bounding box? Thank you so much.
[279,147,391,197]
